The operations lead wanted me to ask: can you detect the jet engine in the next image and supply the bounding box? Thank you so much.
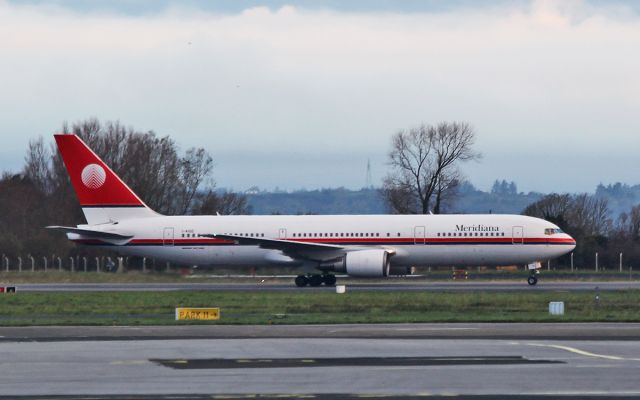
[322,249,391,277]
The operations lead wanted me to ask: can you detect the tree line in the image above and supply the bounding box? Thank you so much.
[0,118,248,259]
[524,193,640,269]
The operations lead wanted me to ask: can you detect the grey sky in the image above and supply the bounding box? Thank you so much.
[1,0,639,193]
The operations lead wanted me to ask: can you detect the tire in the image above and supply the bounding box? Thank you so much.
[527,276,538,286]
[295,275,308,287]
[322,274,337,286]
[309,274,323,287]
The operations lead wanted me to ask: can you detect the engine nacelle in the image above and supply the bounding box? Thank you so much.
[328,249,391,277]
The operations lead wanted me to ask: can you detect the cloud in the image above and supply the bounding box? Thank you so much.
[0,0,639,192]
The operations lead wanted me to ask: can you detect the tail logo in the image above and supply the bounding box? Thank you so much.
[81,164,106,189]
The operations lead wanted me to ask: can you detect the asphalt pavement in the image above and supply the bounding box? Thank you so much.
[1,334,639,397]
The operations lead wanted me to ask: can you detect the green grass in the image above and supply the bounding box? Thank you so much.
[1,290,639,326]
[1,269,639,285]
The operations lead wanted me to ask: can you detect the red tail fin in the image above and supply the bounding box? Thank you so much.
[54,134,158,224]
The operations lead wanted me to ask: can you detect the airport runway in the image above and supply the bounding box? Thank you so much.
[12,280,640,292]
[2,322,640,341]
[1,326,640,398]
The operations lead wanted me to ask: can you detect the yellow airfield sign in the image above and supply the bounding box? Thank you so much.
[175,307,220,321]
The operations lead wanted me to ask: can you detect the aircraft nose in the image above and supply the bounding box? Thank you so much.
[567,234,577,251]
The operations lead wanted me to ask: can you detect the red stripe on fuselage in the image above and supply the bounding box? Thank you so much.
[72,237,576,246]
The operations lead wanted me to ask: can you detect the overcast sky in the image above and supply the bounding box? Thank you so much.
[1,0,639,193]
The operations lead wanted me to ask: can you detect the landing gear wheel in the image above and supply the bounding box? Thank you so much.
[295,275,309,287]
[309,274,323,287]
[322,274,337,286]
[527,276,538,286]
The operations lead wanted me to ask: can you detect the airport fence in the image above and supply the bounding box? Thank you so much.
[0,252,638,281]
[0,254,164,273]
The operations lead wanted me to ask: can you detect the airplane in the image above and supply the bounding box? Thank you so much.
[47,134,576,287]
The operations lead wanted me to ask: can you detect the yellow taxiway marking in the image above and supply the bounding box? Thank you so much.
[528,343,626,360]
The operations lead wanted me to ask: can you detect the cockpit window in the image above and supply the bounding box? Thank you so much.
[544,228,564,235]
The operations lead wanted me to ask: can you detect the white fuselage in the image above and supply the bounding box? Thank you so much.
[72,214,576,269]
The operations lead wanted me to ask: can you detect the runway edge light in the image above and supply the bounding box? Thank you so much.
[175,307,220,321]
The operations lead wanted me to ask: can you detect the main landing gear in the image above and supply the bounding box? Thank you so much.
[295,274,336,287]
[527,275,538,286]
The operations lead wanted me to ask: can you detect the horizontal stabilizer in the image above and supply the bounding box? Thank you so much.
[46,226,133,245]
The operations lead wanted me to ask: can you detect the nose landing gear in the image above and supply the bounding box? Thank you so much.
[527,262,541,286]
[294,274,336,287]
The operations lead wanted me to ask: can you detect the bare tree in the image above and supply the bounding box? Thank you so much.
[23,137,52,195]
[382,122,480,214]
[570,194,611,237]
[18,118,223,221]
[193,190,250,215]
[524,193,611,237]
[178,148,214,214]
[522,193,573,227]
[617,205,640,241]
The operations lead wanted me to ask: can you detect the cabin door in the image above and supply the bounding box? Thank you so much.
[278,228,287,239]
[163,227,174,246]
[414,226,426,244]
[512,226,524,244]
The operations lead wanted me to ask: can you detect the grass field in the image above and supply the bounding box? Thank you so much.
[0,290,639,326]
[0,269,638,284]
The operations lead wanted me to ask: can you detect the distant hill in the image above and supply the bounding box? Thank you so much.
[452,181,543,215]
[243,180,640,216]
[246,187,387,215]
[244,181,545,215]
[595,183,640,218]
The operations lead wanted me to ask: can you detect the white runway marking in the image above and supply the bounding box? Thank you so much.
[528,343,627,360]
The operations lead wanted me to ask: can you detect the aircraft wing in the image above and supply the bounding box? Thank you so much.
[201,233,345,261]
[46,226,134,245]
